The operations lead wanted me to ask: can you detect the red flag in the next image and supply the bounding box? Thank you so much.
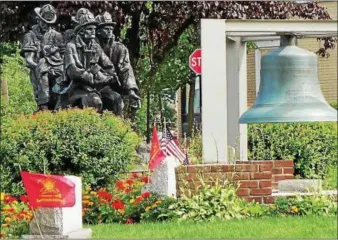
[148,125,166,171]
[20,171,76,208]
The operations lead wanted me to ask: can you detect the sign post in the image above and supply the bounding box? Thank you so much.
[188,49,202,137]
[189,48,202,109]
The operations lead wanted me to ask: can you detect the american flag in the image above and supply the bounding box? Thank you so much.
[160,126,189,164]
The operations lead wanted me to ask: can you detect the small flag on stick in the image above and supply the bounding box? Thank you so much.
[20,171,76,208]
[160,126,187,164]
[148,125,166,171]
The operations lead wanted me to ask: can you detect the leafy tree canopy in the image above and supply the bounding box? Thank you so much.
[1,1,335,63]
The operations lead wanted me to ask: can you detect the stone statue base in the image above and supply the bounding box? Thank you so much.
[22,228,92,239]
[143,156,180,198]
[22,176,91,239]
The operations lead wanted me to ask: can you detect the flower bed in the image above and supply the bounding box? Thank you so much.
[1,174,336,239]
[0,193,33,239]
[82,173,175,224]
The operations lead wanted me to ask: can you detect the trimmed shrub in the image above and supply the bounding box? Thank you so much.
[248,122,337,179]
[169,179,247,221]
[271,194,337,216]
[0,109,141,195]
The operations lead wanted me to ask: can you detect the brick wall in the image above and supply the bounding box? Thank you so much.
[236,160,294,190]
[247,50,256,106]
[175,160,294,204]
[320,2,337,20]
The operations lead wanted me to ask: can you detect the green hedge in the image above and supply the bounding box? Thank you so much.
[0,109,141,195]
[248,122,337,179]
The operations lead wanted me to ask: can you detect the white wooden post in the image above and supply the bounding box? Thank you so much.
[225,37,248,161]
[237,39,248,161]
[201,19,227,163]
[254,49,261,96]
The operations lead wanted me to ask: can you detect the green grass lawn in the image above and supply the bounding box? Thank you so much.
[90,215,337,238]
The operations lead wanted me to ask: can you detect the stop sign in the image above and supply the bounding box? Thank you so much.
[189,49,201,75]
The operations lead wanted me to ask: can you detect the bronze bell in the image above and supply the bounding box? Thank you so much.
[239,35,337,123]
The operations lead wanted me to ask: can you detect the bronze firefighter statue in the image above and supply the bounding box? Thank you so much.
[21,6,141,117]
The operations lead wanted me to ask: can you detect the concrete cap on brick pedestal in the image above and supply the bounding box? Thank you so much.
[278,179,322,193]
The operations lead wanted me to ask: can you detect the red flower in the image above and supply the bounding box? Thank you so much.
[124,188,131,194]
[141,176,151,183]
[104,193,113,201]
[126,179,133,185]
[135,196,143,203]
[97,189,106,197]
[3,208,14,213]
[21,210,27,215]
[4,195,16,203]
[115,181,125,191]
[112,199,125,210]
[124,218,134,224]
[141,192,151,198]
[130,173,140,179]
[98,189,113,201]
[20,195,29,203]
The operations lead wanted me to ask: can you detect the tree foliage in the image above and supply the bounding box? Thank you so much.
[1,1,335,136]
[1,1,335,63]
[1,1,335,93]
